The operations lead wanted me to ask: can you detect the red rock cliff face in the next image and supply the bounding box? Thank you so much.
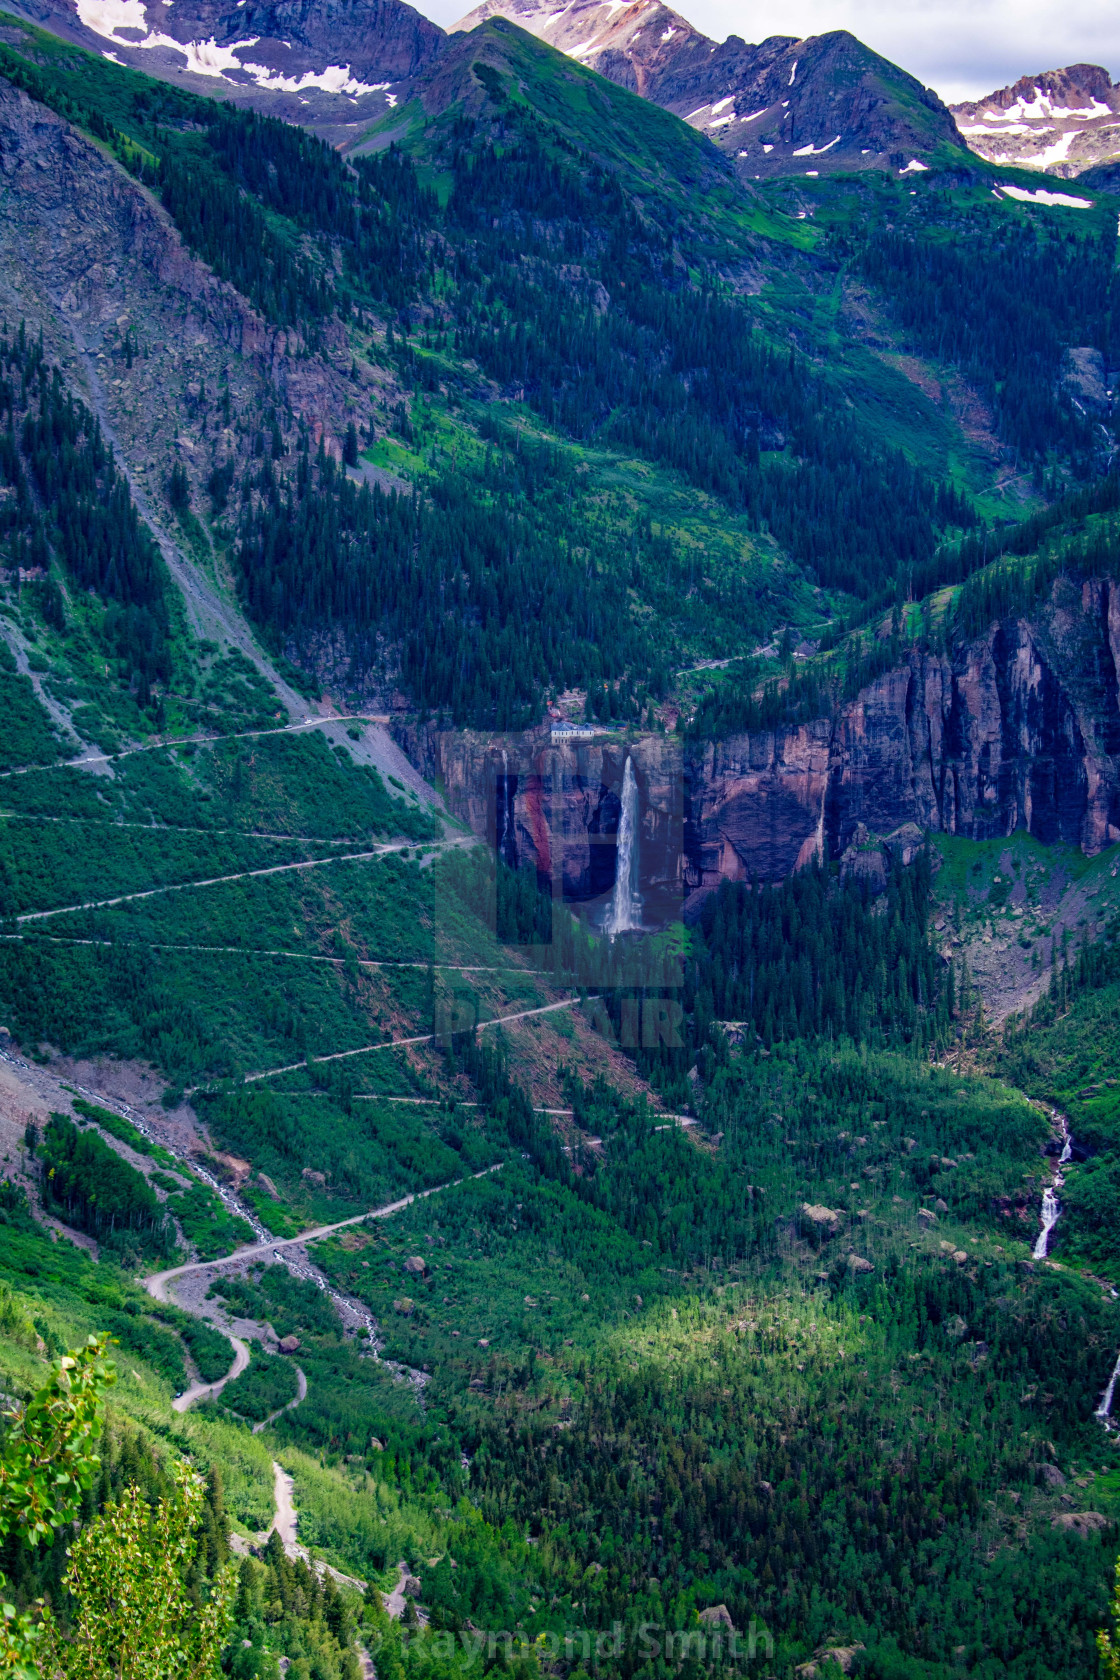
[686,576,1120,908]
[403,576,1120,920]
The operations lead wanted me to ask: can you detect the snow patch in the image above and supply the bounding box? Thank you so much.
[660,25,674,39]
[238,63,389,94]
[992,129,1078,168]
[77,0,147,39]
[101,48,124,62]
[739,107,768,122]
[711,95,734,113]
[793,135,840,156]
[998,183,1094,208]
[77,0,393,103]
[1002,88,1111,120]
[762,143,773,152]
[788,58,797,85]
[898,158,929,174]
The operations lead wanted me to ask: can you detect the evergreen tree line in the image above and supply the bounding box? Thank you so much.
[38,1115,173,1258]
[850,214,1119,465]
[0,328,170,698]
[233,441,674,727]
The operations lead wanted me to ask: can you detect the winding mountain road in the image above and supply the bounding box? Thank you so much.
[16,837,461,924]
[239,994,593,1085]
[144,1171,501,1306]
[254,1367,308,1435]
[171,1334,250,1414]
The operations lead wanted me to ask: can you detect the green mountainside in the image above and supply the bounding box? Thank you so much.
[0,14,1118,1680]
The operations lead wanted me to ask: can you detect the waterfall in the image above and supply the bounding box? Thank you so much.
[1097,1349,1120,1421]
[1033,1108,1074,1260]
[1032,1188,1061,1259]
[603,756,641,937]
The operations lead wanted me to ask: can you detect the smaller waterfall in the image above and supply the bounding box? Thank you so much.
[1033,1108,1073,1260]
[1096,1349,1120,1421]
[1032,1188,1061,1259]
[603,756,641,937]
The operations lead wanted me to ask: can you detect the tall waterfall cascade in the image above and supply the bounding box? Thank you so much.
[603,756,642,937]
[1032,1108,1071,1261]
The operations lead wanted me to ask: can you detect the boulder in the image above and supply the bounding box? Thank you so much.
[256,1174,281,1200]
[403,1576,422,1598]
[1039,1463,1067,1488]
[393,1298,415,1316]
[699,1605,735,1631]
[1052,1511,1108,1536]
[403,1256,427,1276]
[278,1335,300,1354]
[797,1643,865,1678]
[944,1315,968,1339]
[917,1207,937,1224]
[847,1255,874,1274]
[801,1204,843,1234]
[301,1168,327,1188]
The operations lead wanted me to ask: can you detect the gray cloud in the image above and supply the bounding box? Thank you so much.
[415,0,1119,103]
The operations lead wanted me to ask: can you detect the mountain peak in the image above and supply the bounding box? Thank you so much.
[452,0,963,177]
[951,63,1120,177]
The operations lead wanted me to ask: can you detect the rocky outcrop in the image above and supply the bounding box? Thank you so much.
[406,574,1120,921]
[683,576,1120,909]
[7,0,441,142]
[951,65,1120,179]
[0,83,392,508]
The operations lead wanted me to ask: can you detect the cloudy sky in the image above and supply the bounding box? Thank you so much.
[417,0,1118,103]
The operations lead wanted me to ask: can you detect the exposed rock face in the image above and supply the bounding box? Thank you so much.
[5,0,441,141]
[406,574,1120,919]
[0,82,389,505]
[951,65,1120,178]
[452,0,965,179]
[684,576,1120,909]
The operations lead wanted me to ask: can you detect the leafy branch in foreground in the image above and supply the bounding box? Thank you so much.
[0,1337,115,1680]
[50,1458,236,1680]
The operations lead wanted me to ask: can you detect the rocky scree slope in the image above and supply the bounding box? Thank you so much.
[0,73,394,564]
